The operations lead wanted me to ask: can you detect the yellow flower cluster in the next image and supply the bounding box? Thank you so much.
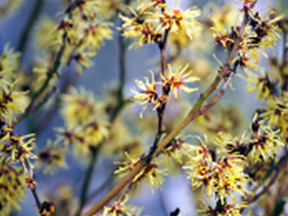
[115,153,168,194]
[35,0,114,78]
[249,124,284,163]
[103,195,142,216]
[260,93,288,146]
[0,45,38,215]
[0,126,37,167]
[212,3,281,75]
[55,87,109,158]
[215,114,284,163]
[245,69,278,101]
[199,199,247,216]
[183,141,251,203]
[132,64,199,117]
[119,0,201,49]
[0,44,21,91]
[0,164,27,215]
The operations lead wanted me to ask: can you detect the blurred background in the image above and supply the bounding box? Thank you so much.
[1,0,288,215]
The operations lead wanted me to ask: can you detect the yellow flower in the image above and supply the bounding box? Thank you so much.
[261,93,288,126]
[119,1,201,49]
[119,11,161,49]
[198,199,247,216]
[0,87,28,124]
[249,125,284,162]
[0,44,21,91]
[60,87,98,128]
[82,21,114,50]
[208,3,240,31]
[74,50,96,74]
[103,195,134,216]
[0,164,27,215]
[50,16,79,46]
[54,127,91,157]
[163,137,186,164]
[245,69,278,101]
[168,25,204,54]
[115,153,168,193]
[131,71,162,118]
[35,17,60,52]
[157,0,201,39]
[238,51,259,73]
[134,157,168,193]
[150,0,166,8]
[191,105,245,142]
[214,131,250,156]
[55,121,109,158]
[0,126,37,171]
[214,156,250,201]
[114,152,145,176]
[102,121,144,158]
[66,0,120,20]
[161,64,199,99]
[66,0,101,19]
[184,159,214,196]
[212,27,233,48]
[183,138,251,202]
[35,139,68,175]
[82,121,110,146]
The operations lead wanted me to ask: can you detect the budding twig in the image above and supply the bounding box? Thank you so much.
[82,6,251,215]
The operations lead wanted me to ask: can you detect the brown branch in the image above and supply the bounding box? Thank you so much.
[197,71,235,116]
[75,146,100,216]
[21,161,42,214]
[83,160,146,216]
[14,32,67,126]
[17,0,44,61]
[150,28,171,158]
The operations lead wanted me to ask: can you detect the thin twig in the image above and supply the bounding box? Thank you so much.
[14,33,67,126]
[17,0,44,60]
[149,28,171,160]
[21,161,42,214]
[246,154,288,203]
[75,146,100,216]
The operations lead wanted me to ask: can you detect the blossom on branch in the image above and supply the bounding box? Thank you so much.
[161,64,200,99]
